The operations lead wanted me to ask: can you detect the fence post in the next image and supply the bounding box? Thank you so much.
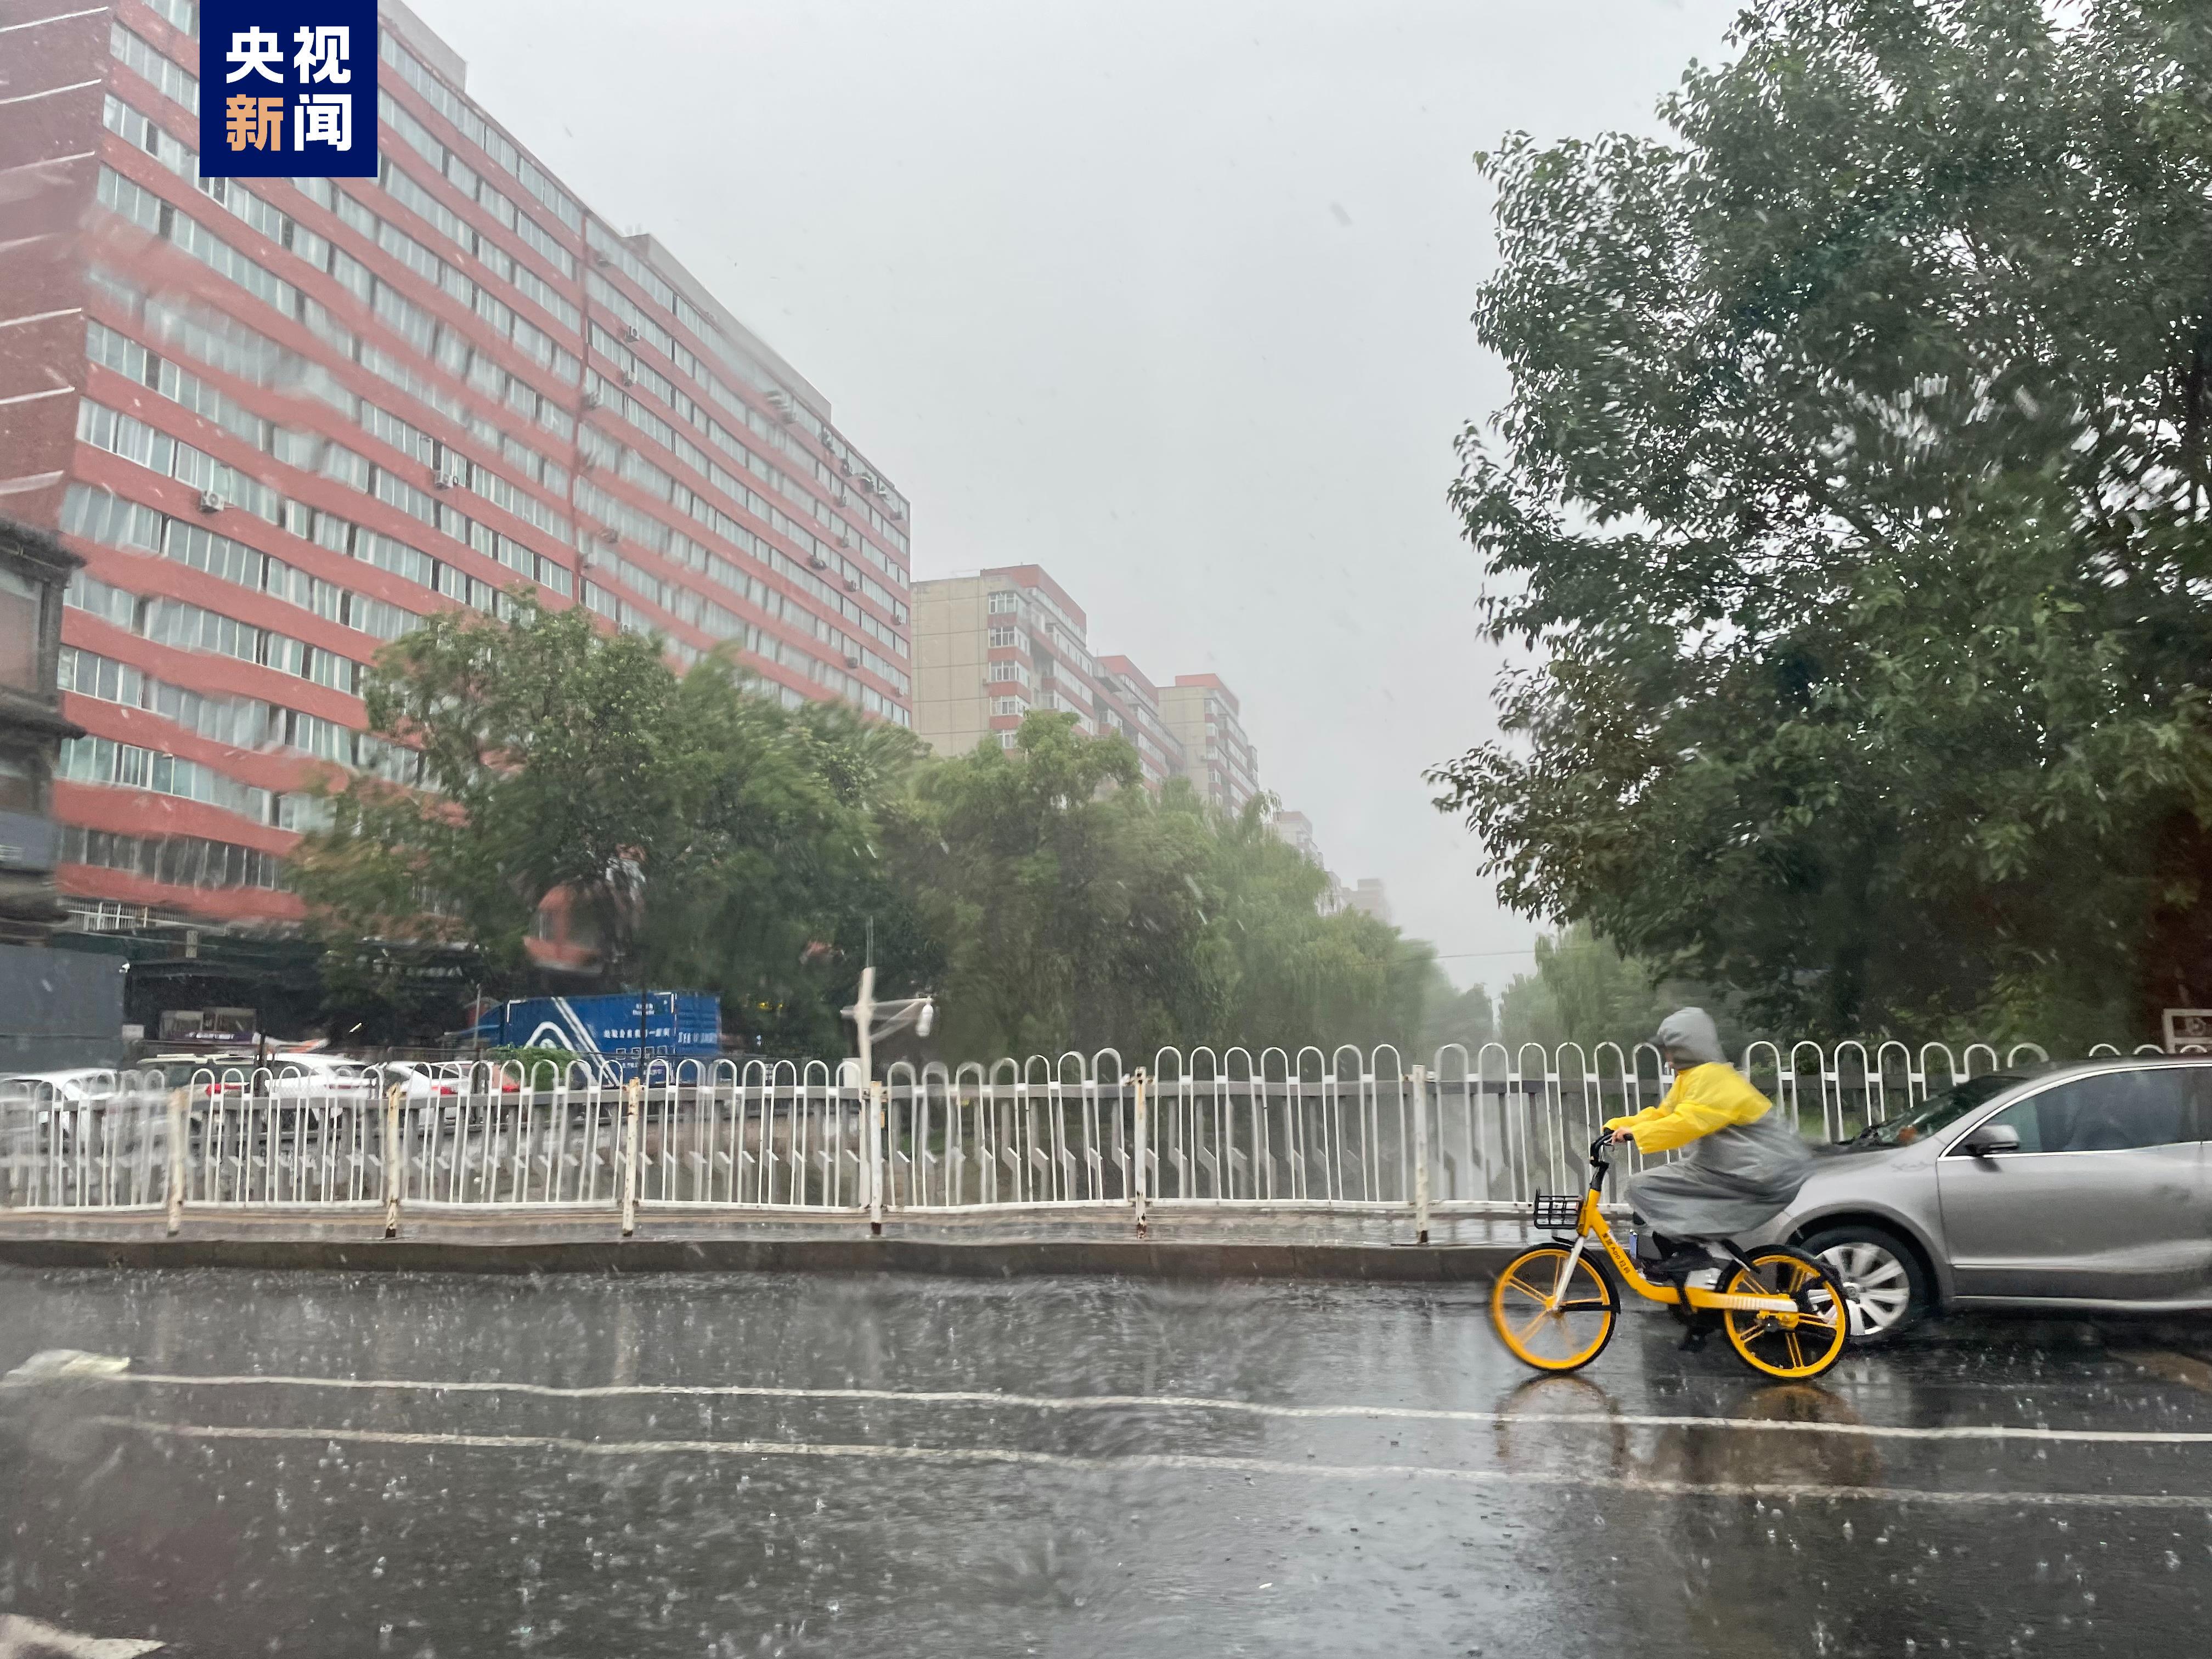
[620,1077,641,1237]
[867,1080,887,1234]
[382,1084,403,1238]
[1411,1064,1431,1245]
[165,1087,188,1235]
[1131,1069,1149,1235]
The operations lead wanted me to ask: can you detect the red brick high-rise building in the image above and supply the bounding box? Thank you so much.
[0,0,914,946]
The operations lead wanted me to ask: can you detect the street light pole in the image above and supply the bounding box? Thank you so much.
[854,963,876,1089]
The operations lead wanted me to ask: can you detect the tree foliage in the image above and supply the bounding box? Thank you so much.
[1431,0,2212,1043]
[890,713,1436,1060]
[290,596,924,1051]
[292,606,1440,1060]
[1418,970,1494,1057]
[1195,797,1435,1056]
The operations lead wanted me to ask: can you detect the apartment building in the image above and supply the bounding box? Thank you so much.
[0,0,913,936]
[1346,878,1392,926]
[1094,654,1185,790]
[911,567,1184,789]
[1270,808,1345,914]
[1158,673,1260,815]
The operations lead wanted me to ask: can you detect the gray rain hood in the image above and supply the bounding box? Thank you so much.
[1656,1007,1726,1066]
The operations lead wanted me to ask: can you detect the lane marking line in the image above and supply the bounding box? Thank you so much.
[32,1372,2212,1448]
[0,1613,161,1658]
[76,1416,2212,1511]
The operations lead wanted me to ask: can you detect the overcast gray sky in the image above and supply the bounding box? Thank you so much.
[413,0,1734,990]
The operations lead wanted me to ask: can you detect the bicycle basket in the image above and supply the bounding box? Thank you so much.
[1530,1192,1583,1231]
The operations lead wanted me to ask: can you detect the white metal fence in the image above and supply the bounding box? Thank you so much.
[9,1037,2160,1233]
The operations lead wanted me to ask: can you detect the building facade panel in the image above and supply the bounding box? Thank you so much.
[0,0,915,935]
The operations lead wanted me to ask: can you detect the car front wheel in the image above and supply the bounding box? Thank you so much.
[1799,1223,1931,1344]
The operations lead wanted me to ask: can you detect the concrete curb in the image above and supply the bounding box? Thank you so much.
[0,1229,1524,1282]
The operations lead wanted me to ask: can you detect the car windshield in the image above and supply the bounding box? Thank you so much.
[1850,1074,2022,1148]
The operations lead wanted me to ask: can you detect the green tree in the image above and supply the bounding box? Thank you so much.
[889,712,1214,1059]
[296,610,1437,1062]
[1492,924,1688,1054]
[1417,968,1494,1058]
[290,596,911,1051]
[1199,798,1435,1055]
[641,689,936,1056]
[1431,0,2212,1046]
[889,715,1435,1061]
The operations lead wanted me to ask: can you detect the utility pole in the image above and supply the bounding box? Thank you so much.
[854,916,876,1088]
[854,964,876,1090]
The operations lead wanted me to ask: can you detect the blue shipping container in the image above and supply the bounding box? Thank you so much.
[468,991,720,1076]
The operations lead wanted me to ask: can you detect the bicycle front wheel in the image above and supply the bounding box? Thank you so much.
[1722,1248,1850,1379]
[1491,1245,1618,1373]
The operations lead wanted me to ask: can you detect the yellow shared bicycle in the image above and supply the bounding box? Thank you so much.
[1489,1136,1850,1380]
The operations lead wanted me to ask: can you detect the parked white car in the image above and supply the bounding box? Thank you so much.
[0,1068,129,1107]
[264,1058,493,1103]
[0,1069,134,1154]
[263,1055,382,1102]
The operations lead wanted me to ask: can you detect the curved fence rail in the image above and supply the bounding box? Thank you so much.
[0,1039,2190,1229]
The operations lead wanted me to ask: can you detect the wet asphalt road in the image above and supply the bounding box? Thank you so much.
[2,1269,2210,1658]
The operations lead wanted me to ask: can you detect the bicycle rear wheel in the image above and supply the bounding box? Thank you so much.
[1491,1245,1618,1372]
[1721,1248,1850,1379]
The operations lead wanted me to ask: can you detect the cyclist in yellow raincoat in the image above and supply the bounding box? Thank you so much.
[1603,1008,1812,1280]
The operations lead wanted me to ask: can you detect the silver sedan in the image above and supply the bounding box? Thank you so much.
[1744,1057,2212,1342]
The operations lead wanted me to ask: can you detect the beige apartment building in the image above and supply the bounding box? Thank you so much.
[912,567,1185,788]
[1346,878,1392,926]
[1271,809,1345,913]
[915,568,1286,828]
[1158,674,1261,814]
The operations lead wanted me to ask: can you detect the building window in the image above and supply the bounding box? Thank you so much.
[986,625,1025,649]
[0,568,41,692]
[987,590,1019,614]
[0,753,36,814]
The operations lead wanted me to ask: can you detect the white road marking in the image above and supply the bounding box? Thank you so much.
[36,1370,2212,1447]
[81,1415,2212,1511]
[0,1613,162,1657]
[6,1351,130,1380]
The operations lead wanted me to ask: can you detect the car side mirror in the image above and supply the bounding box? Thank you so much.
[1959,1122,2021,1158]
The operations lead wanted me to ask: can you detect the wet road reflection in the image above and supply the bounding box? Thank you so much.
[2,1267,2209,1656]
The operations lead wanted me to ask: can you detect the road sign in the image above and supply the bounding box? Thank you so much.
[2163,1008,2212,1053]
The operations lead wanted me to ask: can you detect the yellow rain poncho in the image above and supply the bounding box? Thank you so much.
[1602,1009,1813,1240]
